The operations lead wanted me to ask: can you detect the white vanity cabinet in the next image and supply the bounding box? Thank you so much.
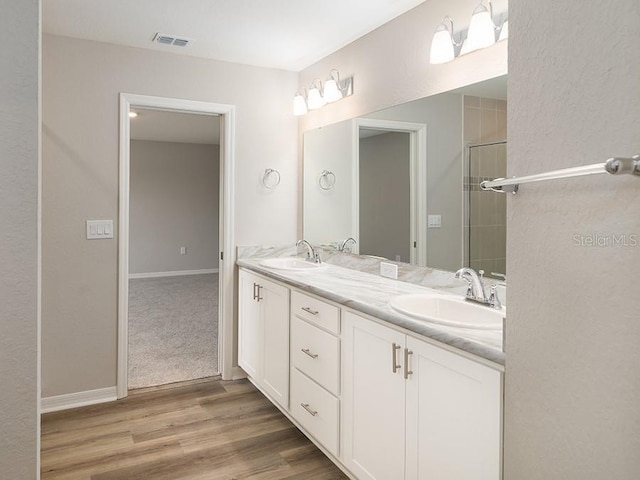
[237,266,503,480]
[342,311,502,480]
[238,269,290,409]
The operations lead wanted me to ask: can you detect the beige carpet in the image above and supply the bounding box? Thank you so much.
[128,274,219,389]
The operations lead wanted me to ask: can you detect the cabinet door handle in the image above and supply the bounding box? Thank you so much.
[391,343,401,373]
[301,306,319,316]
[301,348,318,359]
[252,282,258,300]
[300,403,318,416]
[404,348,414,379]
[256,284,263,302]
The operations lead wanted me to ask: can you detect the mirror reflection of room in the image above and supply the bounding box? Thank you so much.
[303,75,507,276]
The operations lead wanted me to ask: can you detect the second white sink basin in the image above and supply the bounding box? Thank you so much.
[389,294,504,330]
[260,257,327,271]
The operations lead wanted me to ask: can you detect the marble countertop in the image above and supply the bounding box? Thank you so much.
[237,256,505,367]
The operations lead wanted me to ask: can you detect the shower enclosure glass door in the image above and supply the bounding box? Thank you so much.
[464,141,507,279]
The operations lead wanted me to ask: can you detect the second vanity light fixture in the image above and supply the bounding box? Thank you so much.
[293,69,353,116]
[429,0,508,64]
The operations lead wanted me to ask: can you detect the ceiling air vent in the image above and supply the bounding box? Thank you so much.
[153,33,194,48]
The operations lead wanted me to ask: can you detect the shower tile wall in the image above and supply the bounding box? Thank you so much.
[464,96,507,277]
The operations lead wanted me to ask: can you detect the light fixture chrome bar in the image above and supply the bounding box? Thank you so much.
[480,155,640,194]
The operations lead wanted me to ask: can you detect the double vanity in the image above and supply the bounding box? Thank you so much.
[237,246,505,480]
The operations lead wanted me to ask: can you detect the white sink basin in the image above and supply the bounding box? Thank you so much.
[389,294,504,330]
[260,257,327,271]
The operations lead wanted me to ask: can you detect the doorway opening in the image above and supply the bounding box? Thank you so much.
[118,94,236,399]
[127,108,220,389]
[353,118,427,266]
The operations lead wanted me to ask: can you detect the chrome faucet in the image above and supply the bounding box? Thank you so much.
[339,237,357,253]
[296,239,321,264]
[455,267,501,309]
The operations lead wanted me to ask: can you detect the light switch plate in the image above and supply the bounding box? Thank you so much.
[86,220,114,240]
[428,214,442,228]
[380,262,398,280]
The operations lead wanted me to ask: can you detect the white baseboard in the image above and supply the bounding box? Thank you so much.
[41,386,118,413]
[129,268,219,279]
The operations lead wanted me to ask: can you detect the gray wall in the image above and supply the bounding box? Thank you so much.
[505,0,640,478]
[359,132,410,262]
[0,0,40,476]
[130,140,220,275]
[42,34,298,398]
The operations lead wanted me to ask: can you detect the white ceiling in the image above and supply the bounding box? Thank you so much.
[130,109,220,145]
[43,0,428,72]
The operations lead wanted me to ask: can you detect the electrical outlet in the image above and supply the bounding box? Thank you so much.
[180,246,187,255]
[380,262,398,280]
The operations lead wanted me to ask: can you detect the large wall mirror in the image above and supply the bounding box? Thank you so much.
[303,74,507,279]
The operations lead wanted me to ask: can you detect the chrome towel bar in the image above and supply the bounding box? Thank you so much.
[481,155,640,193]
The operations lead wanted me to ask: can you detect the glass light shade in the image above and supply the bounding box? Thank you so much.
[293,93,307,116]
[129,111,138,118]
[429,24,455,64]
[464,4,496,54]
[323,78,342,103]
[498,20,508,41]
[307,86,324,110]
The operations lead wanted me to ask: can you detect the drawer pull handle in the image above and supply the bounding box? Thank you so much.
[301,306,319,316]
[404,348,414,379]
[391,342,401,373]
[301,348,319,359]
[252,283,263,302]
[300,403,318,416]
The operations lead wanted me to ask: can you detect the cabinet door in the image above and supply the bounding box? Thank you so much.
[238,270,261,379]
[260,277,290,408]
[405,336,502,480]
[342,312,407,480]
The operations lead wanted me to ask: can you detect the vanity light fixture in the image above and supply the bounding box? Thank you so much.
[462,0,499,55]
[322,69,344,103]
[429,16,462,64]
[293,69,354,116]
[307,80,325,110]
[293,91,308,116]
[430,0,506,64]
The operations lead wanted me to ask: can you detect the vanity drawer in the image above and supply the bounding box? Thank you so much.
[290,367,339,457]
[291,317,340,395]
[291,291,340,334]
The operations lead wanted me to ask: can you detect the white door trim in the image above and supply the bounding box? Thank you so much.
[353,118,428,266]
[118,93,236,399]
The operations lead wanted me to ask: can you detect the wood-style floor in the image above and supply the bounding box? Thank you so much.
[41,377,348,479]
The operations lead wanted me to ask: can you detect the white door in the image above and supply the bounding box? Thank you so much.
[342,312,407,480]
[260,276,290,408]
[405,336,502,480]
[238,270,261,379]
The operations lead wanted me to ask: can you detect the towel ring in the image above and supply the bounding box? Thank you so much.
[262,168,281,189]
[319,170,336,190]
